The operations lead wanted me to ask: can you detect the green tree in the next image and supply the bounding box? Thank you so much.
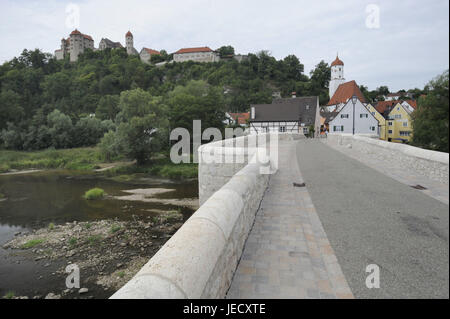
[47,110,73,148]
[0,90,24,130]
[96,95,120,120]
[411,70,449,152]
[217,46,235,57]
[167,80,225,138]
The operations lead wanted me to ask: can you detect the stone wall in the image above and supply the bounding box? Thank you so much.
[110,133,302,299]
[326,134,449,184]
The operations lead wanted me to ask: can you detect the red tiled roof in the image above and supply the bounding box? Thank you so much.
[327,80,366,106]
[331,56,344,67]
[375,99,417,114]
[403,100,417,109]
[70,29,93,41]
[229,112,250,125]
[174,47,213,54]
[375,100,400,114]
[126,31,133,37]
[82,34,93,41]
[143,48,160,55]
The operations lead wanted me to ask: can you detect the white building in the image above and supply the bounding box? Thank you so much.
[329,55,345,99]
[139,48,160,64]
[328,97,379,136]
[249,96,321,136]
[173,47,220,63]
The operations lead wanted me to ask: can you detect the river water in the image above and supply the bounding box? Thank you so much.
[0,170,198,298]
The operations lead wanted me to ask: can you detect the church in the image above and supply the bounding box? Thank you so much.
[325,55,366,112]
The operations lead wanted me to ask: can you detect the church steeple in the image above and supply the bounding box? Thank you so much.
[329,55,345,98]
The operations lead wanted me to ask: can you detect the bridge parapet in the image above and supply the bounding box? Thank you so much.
[326,134,449,184]
[110,132,302,299]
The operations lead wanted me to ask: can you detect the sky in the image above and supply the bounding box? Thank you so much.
[0,0,448,91]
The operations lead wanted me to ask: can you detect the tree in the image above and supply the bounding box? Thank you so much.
[115,88,166,123]
[99,88,168,164]
[96,95,120,120]
[47,109,73,148]
[283,55,304,81]
[309,60,331,105]
[0,89,24,130]
[217,46,235,57]
[167,80,226,139]
[411,70,449,152]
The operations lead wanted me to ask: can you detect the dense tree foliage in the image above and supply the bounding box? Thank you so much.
[411,70,449,152]
[0,47,329,153]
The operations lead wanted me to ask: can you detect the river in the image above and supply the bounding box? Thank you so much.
[0,170,198,299]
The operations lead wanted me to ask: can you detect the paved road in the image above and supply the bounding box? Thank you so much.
[296,139,449,298]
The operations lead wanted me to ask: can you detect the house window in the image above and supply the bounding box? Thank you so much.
[360,114,368,118]
[370,126,375,131]
[400,131,411,136]
[333,126,344,132]
[403,121,408,127]
[388,130,393,134]
[303,127,309,134]
[372,112,375,115]
[341,114,349,118]
[279,126,286,133]
[394,114,402,119]
[306,105,310,110]
[388,121,393,126]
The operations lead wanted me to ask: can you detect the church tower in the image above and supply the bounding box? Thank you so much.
[329,55,345,98]
[125,31,135,55]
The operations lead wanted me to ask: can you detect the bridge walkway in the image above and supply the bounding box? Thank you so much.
[226,140,353,299]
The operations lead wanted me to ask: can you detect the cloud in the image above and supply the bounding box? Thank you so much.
[0,0,448,91]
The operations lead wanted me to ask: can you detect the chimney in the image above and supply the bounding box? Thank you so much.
[251,107,255,120]
[291,92,296,98]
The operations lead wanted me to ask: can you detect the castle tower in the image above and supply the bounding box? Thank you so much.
[329,55,345,98]
[125,31,135,55]
[69,29,83,62]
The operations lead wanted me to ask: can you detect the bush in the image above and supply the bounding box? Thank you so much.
[84,188,105,200]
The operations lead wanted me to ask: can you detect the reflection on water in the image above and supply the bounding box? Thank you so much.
[0,170,198,298]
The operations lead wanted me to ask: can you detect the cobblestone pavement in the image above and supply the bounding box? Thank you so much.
[226,141,353,299]
[323,139,449,205]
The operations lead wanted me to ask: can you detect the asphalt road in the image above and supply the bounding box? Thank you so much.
[296,139,449,299]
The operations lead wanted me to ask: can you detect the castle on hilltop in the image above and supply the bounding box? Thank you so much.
[55,29,246,64]
[55,29,160,63]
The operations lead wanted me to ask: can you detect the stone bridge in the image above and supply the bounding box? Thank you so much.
[111,133,449,299]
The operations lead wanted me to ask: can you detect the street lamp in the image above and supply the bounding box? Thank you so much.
[351,95,358,135]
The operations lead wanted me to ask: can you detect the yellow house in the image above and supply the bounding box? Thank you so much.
[366,103,387,140]
[386,103,413,143]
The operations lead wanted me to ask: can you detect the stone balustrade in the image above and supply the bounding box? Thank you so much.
[326,133,449,184]
[110,133,302,299]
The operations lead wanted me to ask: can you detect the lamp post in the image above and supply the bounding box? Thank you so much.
[351,95,358,135]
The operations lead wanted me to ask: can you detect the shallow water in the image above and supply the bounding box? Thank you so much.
[0,170,198,298]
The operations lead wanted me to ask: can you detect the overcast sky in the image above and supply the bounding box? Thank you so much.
[0,0,448,91]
